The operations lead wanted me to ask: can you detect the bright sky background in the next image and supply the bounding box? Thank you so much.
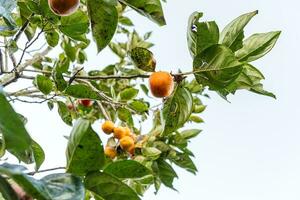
[5,0,300,199]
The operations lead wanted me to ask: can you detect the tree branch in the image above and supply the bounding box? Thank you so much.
[27,166,65,176]
[0,46,52,87]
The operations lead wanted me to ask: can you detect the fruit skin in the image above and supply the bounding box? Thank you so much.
[149,71,174,98]
[120,136,135,151]
[78,99,93,107]
[102,121,115,135]
[113,127,127,140]
[104,146,117,159]
[48,0,80,16]
[124,127,131,136]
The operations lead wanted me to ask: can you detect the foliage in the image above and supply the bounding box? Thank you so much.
[0,0,280,199]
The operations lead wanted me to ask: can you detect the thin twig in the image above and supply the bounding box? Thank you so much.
[97,101,111,121]
[12,14,34,42]
[9,94,57,104]
[27,166,65,176]
[13,27,45,72]
[69,67,84,85]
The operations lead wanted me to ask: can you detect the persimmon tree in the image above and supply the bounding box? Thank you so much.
[0,0,280,199]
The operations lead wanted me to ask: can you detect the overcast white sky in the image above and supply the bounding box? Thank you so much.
[6,0,300,199]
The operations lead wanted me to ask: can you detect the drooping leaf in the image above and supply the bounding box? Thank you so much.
[142,147,161,160]
[57,101,73,126]
[86,0,118,53]
[187,12,219,57]
[59,10,89,40]
[0,163,51,200]
[0,175,19,200]
[193,44,243,91]
[41,173,85,200]
[65,84,101,100]
[84,171,141,200]
[119,88,139,101]
[156,159,177,190]
[169,152,197,174]
[17,1,37,41]
[117,108,134,127]
[220,10,258,52]
[31,140,45,171]
[121,0,166,26]
[235,31,281,62]
[66,119,105,176]
[35,75,53,95]
[162,85,193,135]
[129,100,149,113]
[0,0,17,27]
[130,47,156,72]
[180,129,202,140]
[0,163,85,200]
[221,64,276,98]
[104,160,151,179]
[45,30,59,47]
[0,90,33,163]
[52,71,68,92]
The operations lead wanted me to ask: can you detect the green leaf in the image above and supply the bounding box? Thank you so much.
[235,31,281,62]
[86,0,118,53]
[66,119,105,176]
[109,42,126,58]
[35,75,53,95]
[119,88,139,101]
[59,10,89,40]
[130,47,156,72]
[121,0,166,26]
[180,129,202,140]
[84,171,141,200]
[52,71,68,92]
[45,30,59,47]
[220,10,258,52]
[57,101,73,126]
[0,163,51,200]
[104,160,151,179]
[221,64,276,98]
[31,140,45,171]
[129,100,149,113]
[156,159,177,189]
[189,115,204,123]
[0,91,33,163]
[142,147,161,160]
[119,16,134,26]
[0,163,85,200]
[0,175,19,200]
[193,44,243,91]
[140,84,149,96]
[169,152,197,174]
[41,173,85,200]
[187,12,219,57]
[162,85,193,135]
[117,108,134,127]
[0,0,17,27]
[65,84,101,100]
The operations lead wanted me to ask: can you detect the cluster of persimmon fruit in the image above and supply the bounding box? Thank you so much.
[102,121,137,159]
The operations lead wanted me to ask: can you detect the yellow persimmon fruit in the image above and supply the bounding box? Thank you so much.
[113,126,127,140]
[104,146,117,159]
[102,121,115,135]
[120,136,135,151]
